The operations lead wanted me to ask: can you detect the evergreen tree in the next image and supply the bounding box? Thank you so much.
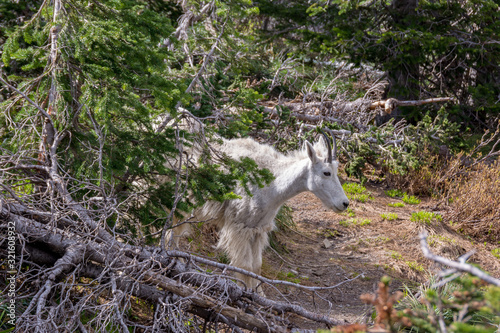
[0,0,272,240]
[255,0,500,126]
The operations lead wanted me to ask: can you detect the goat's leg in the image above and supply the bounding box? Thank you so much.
[218,224,268,295]
[249,233,267,296]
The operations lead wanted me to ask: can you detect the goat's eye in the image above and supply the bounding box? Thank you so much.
[323,172,331,177]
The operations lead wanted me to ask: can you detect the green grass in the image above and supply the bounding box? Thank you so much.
[343,182,367,195]
[492,248,500,259]
[276,271,302,284]
[342,207,356,217]
[428,235,457,247]
[410,211,443,225]
[270,204,295,253]
[342,182,373,202]
[217,252,230,264]
[396,275,500,330]
[397,276,456,320]
[385,189,404,198]
[357,219,371,226]
[355,193,372,203]
[339,220,350,227]
[275,204,295,231]
[323,229,341,238]
[390,251,403,260]
[406,261,425,272]
[380,212,398,221]
[386,189,419,205]
[402,193,421,205]
[388,202,405,208]
[339,218,372,227]
[0,301,15,332]
[371,236,390,244]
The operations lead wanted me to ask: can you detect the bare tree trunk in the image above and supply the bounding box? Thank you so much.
[39,0,61,165]
[388,0,420,118]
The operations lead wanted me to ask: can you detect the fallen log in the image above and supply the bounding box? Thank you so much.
[3,204,341,332]
[259,97,455,124]
[369,97,455,114]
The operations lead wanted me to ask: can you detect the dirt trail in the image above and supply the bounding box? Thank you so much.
[262,183,500,327]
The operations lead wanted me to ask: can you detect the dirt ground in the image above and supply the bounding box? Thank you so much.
[260,182,500,328]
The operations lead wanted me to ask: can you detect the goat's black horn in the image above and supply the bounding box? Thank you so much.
[320,130,333,163]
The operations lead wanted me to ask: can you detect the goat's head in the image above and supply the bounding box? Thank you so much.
[304,133,349,213]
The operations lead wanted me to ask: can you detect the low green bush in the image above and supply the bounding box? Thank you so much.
[402,193,421,205]
[410,211,443,225]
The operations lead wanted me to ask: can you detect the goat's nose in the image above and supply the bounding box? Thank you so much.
[343,201,349,209]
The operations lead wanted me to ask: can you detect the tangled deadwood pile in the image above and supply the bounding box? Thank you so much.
[0,116,347,331]
[1,187,345,331]
[260,97,454,130]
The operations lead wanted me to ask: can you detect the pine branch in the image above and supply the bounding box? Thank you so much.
[0,76,53,123]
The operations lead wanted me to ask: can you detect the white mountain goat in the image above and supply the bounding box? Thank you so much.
[168,131,349,294]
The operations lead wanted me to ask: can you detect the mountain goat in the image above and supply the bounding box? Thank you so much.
[168,131,349,294]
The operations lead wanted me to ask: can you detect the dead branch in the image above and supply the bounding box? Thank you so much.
[369,97,455,114]
[2,192,348,331]
[260,97,454,125]
[173,1,215,41]
[419,232,500,287]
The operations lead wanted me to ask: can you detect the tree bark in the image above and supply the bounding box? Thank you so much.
[388,0,420,117]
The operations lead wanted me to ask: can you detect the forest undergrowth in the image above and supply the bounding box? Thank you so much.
[1,0,500,332]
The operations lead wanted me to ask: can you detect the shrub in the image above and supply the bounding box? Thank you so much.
[445,160,500,243]
[339,218,371,227]
[344,112,464,187]
[397,276,500,332]
[269,204,295,253]
[385,189,404,198]
[353,275,500,333]
[411,211,443,225]
[380,213,398,221]
[342,182,372,202]
[402,193,421,205]
[343,182,367,195]
[386,150,450,197]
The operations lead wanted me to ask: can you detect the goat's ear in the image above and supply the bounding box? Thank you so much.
[305,141,319,164]
[313,136,328,155]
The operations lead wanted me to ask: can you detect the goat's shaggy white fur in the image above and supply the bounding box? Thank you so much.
[168,136,349,294]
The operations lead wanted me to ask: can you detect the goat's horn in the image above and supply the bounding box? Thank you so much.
[331,133,337,161]
[320,130,333,163]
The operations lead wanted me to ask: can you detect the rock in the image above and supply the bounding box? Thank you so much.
[323,239,333,249]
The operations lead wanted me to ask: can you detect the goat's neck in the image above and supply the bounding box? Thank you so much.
[267,159,309,207]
